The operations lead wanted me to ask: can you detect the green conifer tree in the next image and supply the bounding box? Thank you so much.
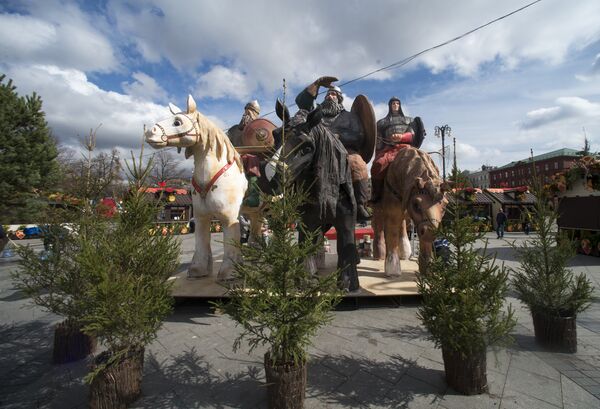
[0,74,60,223]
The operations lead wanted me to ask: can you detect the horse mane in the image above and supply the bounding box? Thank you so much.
[386,147,445,209]
[192,111,242,171]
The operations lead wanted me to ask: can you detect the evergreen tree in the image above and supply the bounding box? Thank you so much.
[218,172,342,367]
[511,161,593,318]
[417,199,516,357]
[0,74,60,223]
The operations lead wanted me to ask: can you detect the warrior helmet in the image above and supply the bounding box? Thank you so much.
[388,96,404,116]
[326,86,343,104]
[244,100,260,115]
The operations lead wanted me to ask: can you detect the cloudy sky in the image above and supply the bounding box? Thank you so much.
[1,0,599,172]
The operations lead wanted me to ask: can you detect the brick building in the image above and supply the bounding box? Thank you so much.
[489,148,580,188]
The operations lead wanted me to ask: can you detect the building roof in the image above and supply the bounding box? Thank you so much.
[483,189,536,205]
[450,190,493,205]
[493,148,580,171]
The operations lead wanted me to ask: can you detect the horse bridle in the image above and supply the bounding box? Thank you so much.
[155,113,201,143]
[384,180,443,230]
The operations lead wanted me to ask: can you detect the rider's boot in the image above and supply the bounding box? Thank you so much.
[354,179,371,222]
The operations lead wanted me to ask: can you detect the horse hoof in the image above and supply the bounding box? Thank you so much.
[188,265,211,278]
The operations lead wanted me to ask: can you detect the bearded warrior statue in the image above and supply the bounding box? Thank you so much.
[295,77,374,222]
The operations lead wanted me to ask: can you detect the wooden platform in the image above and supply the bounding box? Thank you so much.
[170,253,419,298]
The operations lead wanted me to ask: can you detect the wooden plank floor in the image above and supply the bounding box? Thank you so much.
[170,253,419,298]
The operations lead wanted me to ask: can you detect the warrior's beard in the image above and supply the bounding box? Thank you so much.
[239,112,256,129]
[321,99,343,117]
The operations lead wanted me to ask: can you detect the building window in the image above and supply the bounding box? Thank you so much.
[554,161,558,170]
[544,164,549,171]
[511,170,515,177]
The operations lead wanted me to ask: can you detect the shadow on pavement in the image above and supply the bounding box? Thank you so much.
[136,347,264,409]
[307,354,444,407]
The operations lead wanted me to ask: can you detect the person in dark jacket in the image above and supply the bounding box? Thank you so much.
[496,208,507,239]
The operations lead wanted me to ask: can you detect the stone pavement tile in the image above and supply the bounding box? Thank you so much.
[582,369,600,377]
[130,390,181,409]
[307,360,348,398]
[573,376,599,386]
[561,374,600,409]
[439,391,501,409]
[335,368,396,407]
[304,394,366,408]
[487,348,512,376]
[499,389,561,409]
[385,374,443,409]
[503,366,562,407]
[207,374,266,409]
[581,384,600,397]
[509,351,560,381]
[487,366,508,398]
[405,356,446,393]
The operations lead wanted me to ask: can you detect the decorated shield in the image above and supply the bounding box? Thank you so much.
[242,118,277,147]
[411,116,426,149]
[351,95,376,162]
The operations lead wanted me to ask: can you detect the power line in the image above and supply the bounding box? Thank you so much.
[260,0,542,118]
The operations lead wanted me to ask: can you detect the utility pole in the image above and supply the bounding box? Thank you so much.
[435,125,451,181]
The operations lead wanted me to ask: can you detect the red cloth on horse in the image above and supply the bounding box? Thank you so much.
[371,144,410,178]
[241,154,261,177]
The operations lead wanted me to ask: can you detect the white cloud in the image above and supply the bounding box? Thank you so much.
[106,0,600,96]
[4,65,167,150]
[0,4,117,72]
[521,97,600,129]
[195,66,254,101]
[122,72,169,102]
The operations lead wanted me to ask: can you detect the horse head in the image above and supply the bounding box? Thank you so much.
[145,95,202,155]
[275,109,325,182]
[408,177,450,242]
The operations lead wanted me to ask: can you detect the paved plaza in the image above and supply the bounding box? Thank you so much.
[1,233,599,408]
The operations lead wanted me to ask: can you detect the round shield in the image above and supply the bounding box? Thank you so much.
[351,95,376,162]
[242,118,277,147]
[411,116,426,149]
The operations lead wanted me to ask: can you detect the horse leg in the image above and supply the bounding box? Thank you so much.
[398,219,412,260]
[384,210,404,277]
[218,216,242,281]
[371,204,386,260]
[336,209,359,292]
[189,216,213,278]
[418,238,433,275]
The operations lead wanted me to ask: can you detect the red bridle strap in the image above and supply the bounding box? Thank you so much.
[191,161,234,198]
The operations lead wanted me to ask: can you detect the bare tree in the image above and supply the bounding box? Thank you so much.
[150,150,185,185]
[56,127,123,202]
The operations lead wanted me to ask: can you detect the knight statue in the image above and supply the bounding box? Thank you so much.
[227,100,261,147]
[370,96,425,203]
[295,76,375,222]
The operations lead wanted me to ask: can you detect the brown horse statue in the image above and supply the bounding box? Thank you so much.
[371,147,449,276]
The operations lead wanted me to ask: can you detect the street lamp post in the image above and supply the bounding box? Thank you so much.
[434,125,451,181]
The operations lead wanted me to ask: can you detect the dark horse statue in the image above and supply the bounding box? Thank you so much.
[271,110,360,292]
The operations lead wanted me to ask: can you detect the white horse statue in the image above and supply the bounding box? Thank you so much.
[145,95,247,281]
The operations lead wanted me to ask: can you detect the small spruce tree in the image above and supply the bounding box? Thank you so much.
[417,180,516,394]
[218,174,342,366]
[80,148,180,381]
[417,199,516,357]
[511,157,593,319]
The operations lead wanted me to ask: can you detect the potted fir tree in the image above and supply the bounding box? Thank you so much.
[218,174,342,409]
[79,149,180,408]
[14,213,98,364]
[511,166,594,353]
[417,195,516,395]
